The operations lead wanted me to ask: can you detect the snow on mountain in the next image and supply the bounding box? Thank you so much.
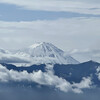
[22,42,64,57]
[0,42,79,65]
[0,48,9,54]
[16,42,79,65]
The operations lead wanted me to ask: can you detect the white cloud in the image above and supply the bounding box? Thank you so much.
[69,49,100,63]
[72,77,92,93]
[96,66,100,80]
[0,64,92,93]
[0,0,100,15]
[0,51,30,64]
[0,17,100,51]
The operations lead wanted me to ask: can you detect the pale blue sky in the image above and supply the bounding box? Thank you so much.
[0,3,100,21]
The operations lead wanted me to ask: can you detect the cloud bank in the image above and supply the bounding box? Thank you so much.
[0,64,92,93]
[0,51,30,64]
[68,49,100,62]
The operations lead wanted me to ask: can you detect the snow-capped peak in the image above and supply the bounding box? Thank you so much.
[0,42,79,65]
[29,42,43,49]
[18,42,79,65]
[24,42,63,57]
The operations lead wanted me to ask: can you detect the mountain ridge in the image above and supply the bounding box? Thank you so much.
[1,60,100,87]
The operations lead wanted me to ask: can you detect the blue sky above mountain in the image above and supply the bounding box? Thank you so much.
[0,0,100,15]
[0,3,100,21]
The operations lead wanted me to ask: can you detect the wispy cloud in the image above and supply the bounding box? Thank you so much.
[0,0,100,15]
[69,49,100,62]
[0,17,100,51]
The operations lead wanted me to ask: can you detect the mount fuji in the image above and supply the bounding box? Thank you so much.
[15,42,79,65]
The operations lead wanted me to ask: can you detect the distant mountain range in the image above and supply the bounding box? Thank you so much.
[54,60,100,86]
[1,60,100,87]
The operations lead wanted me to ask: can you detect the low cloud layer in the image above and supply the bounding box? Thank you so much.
[0,64,92,93]
[68,49,100,62]
[0,51,30,64]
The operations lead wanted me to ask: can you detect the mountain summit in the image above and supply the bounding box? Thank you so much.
[17,42,79,65]
[25,42,64,57]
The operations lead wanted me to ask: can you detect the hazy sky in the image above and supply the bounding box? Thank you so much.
[0,0,100,51]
